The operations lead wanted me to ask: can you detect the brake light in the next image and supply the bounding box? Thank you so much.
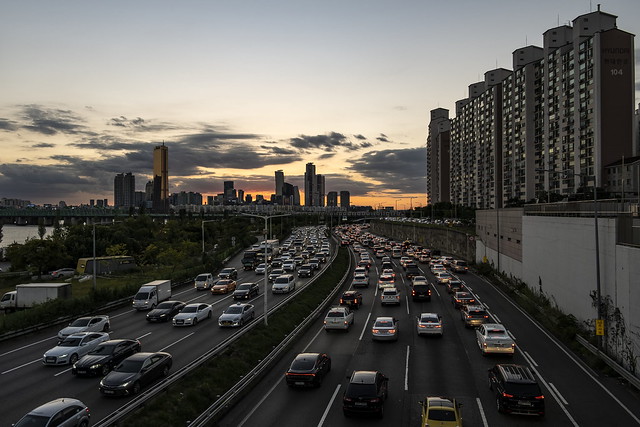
[339,299,344,304]
[388,329,396,333]
[354,299,358,304]
[502,392,514,398]
[369,398,381,403]
[372,329,379,333]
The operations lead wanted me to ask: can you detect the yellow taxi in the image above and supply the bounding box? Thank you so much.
[419,396,463,427]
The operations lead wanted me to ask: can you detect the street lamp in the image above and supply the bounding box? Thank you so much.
[242,212,290,326]
[535,168,554,203]
[201,219,217,254]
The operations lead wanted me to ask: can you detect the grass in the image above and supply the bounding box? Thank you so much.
[123,247,349,427]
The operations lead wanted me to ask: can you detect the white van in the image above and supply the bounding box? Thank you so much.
[194,273,214,290]
[272,274,296,294]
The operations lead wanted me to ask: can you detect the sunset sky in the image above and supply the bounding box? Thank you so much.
[1,0,638,209]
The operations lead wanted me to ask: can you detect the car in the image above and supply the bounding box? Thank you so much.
[377,273,395,289]
[340,290,363,309]
[324,306,354,331]
[72,338,141,377]
[400,256,411,268]
[418,254,430,263]
[194,273,215,290]
[146,300,186,322]
[352,273,370,288]
[435,271,453,284]
[354,266,368,277]
[254,263,270,275]
[446,279,466,294]
[272,274,296,293]
[476,323,516,356]
[461,304,489,328]
[172,303,212,326]
[268,268,285,282]
[411,282,432,301]
[219,267,238,280]
[50,268,75,278]
[411,275,428,285]
[99,352,172,396]
[489,364,545,415]
[298,264,314,277]
[12,398,90,427]
[57,315,110,340]
[419,396,463,427]
[357,259,371,270]
[309,258,321,269]
[381,261,394,271]
[450,260,469,273]
[416,312,443,336]
[233,282,260,300]
[439,256,455,266]
[452,291,476,309]
[282,260,296,272]
[218,302,255,327]
[43,332,111,366]
[405,264,422,279]
[430,264,446,274]
[211,279,237,294]
[343,370,388,418]
[371,316,399,341]
[380,287,400,305]
[285,352,331,387]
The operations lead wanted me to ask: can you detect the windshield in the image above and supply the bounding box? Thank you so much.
[326,312,344,318]
[69,318,91,327]
[156,302,175,309]
[420,316,438,323]
[135,292,149,300]
[374,320,394,327]
[195,275,208,281]
[291,358,316,370]
[116,359,143,373]
[90,343,116,355]
[14,414,50,427]
[237,284,252,291]
[226,306,243,314]
[345,383,377,398]
[181,306,198,313]
[59,337,82,347]
[428,409,457,421]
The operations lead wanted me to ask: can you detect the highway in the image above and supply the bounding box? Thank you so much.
[0,227,332,425]
[218,234,640,427]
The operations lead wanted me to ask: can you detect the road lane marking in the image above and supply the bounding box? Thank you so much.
[54,367,72,377]
[522,350,538,367]
[489,281,640,424]
[317,384,341,427]
[159,332,195,351]
[476,398,489,427]
[358,312,372,341]
[405,295,410,315]
[432,284,440,298]
[0,336,57,358]
[404,345,410,391]
[549,382,569,405]
[492,314,501,323]
[507,331,516,341]
[303,327,326,352]
[2,358,41,374]
[237,377,284,427]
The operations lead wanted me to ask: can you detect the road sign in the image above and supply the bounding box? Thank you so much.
[595,319,605,336]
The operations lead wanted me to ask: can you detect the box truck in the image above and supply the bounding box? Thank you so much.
[0,283,72,312]
[132,280,172,310]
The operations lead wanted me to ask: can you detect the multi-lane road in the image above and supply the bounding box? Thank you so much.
[0,233,331,425]
[218,239,640,427]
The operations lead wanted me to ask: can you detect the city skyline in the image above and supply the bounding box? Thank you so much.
[1,1,639,209]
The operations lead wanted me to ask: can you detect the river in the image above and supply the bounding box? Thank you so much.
[1,224,54,249]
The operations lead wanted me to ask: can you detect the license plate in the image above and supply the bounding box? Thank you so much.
[355,402,367,407]
[518,400,532,406]
[77,370,86,374]
[103,390,114,394]
[295,382,305,386]
[46,358,56,363]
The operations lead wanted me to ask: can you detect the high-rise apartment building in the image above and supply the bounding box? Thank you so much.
[340,191,351,208]
[114,172,135,208]
[152,143,169,212]
[316,175,325,207]
[431,7,635,209]
[425,108,451,205]
[304,163,316,206]
[326,191,338,207]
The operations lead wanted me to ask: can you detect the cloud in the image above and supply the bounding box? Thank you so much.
[32,143,55,148]
[0,118,19,131]
[108,116,146,128]
[348,147,427,194]
[376,133,389,142]
[353,134,367,140]
[289,132,372,152]
[19,104,92,136]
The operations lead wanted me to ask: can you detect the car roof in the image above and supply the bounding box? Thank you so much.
[483,323,506,330]
[26,398,86,417]
[426,396,456,409]
[294,352,322,361]
[374,316,395,322]
[495,364,537,383]
[229,302,252,308]
[343,290,360,295]
[124,352,167,361]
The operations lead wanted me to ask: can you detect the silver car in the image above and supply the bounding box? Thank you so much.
[13,398,90,427]
[416,312,443,336]
[57,315,110,340]
[218,303,255,327]
[172,303,212,326]
[43,332,110,365]
[371,316,399,341]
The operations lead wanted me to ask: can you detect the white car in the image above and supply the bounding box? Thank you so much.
[172,303,213,326]
[218,303,255,327]
[272,274,296,294]
[50,268,75,278]
[476,323,515,356]
[194,273,214,290]
[434,271,453,284]
[352,273,370,288]
[255,263,270,275]
[378,274,395,290]
[43,332,110,365]
[372,316,399,341]
[430,264,446,274]
[57,315,110,340]
[380,287,401,305]
[416,313,443,336]
[324,307,354,331]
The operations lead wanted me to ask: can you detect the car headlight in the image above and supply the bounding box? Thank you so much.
[121,381,132,389]
[90,363,103,370]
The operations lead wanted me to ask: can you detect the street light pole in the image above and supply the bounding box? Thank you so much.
[201,219,217,254]
[92,222,96,291]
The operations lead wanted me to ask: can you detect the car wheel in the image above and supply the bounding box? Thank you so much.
[240,319,245,327]
[193,318,198,325]
[326,360,332,372]
[496,395,504,413]
[79,421,89,427]
[132,381,141,395]
[101,364,110,376]
[251,312,255,319]
[377,405,384,419]
[207,311,212,319]
[162,365,170,376]
[103,323,110,332]
[69,353,79,365]
[151,303,157,310]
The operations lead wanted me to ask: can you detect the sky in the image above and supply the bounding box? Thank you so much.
[1,0,639,209]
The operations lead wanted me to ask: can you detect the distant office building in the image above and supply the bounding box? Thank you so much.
[304,163,316,206]
[293,185,300,205]
[430,7,635,209]
[246,194,253,203]
[152,143,169,213]
[206,195,215,205]
[340,191,351,208]
[256,195,264,202]
[316,175,325,207]
[326,191,338,207]
[134,191,146,207]
[114,172,135,208]
[145,180,153,201]
[0,198,31,208]
[237,189,244,204]
[170,191,203,206]
[275,170,285,198]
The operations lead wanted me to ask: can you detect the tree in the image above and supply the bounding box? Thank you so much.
[38,221,47,239]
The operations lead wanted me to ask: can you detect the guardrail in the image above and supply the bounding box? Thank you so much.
[186,237,351,426]
[94,238,344,427]
[575,334,640,391]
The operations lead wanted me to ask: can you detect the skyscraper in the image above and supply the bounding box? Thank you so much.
[340,191,351,208]
[275,170,284,197]
[152,143,169,213]
[114,172,135,208]
[224,181,235,203]
[304,163,316,206]
[316,174,325,207]
[326,191,338,207]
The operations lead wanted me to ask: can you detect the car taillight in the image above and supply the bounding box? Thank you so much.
[339,299,344,304]
[372,329,379,333]
[354,299,358,304]
[369,398,381,403]
[535,395,544,399]
[502,392,514,398]
[344,396,353,402]
[412,290,416,296]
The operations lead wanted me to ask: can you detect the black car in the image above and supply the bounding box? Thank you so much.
[343,370,388,418]
[446,280,466,294]
[411,283,432,301]
[233,282,260,300]
[381,261,394,271]
[489,364,545,416]
[285,352,331,387]
[99,352,172,396]
[340,290,363,309]
[72,339,141,377]
[405,264,421,279]
[298,264,314,278]
[218,268,238,280]
[146,300,186,322]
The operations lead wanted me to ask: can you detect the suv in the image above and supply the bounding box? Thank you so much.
[450,260,469,273]
[218,268,238,280]
[272,274,296,293]
[405,264,421,279]
[380,287,401,305]
[324,307,354,331]
[488,364,545,416]
[343,370,388,418]
[411,282,432,301]
[461,305,489,328]
[13,398,91,427]
[340,290,363,309]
